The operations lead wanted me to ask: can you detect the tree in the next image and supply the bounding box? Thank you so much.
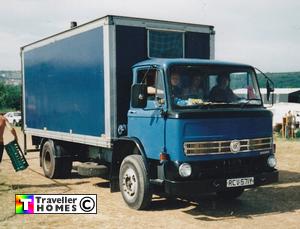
[0,81,7,109]
[0,81,21,111]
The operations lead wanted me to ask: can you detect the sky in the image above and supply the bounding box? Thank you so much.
[0,0,299,72]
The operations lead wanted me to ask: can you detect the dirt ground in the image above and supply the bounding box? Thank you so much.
[0,128,299,229]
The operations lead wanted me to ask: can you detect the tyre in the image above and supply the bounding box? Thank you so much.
[119,155,152,210]
[41,141,72,178]
[216,188,244,199]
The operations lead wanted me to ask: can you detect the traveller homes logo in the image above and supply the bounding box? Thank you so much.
[15,194,97,214]
[15,195,34,214]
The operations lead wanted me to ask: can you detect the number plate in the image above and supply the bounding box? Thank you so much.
[226,177,254,187]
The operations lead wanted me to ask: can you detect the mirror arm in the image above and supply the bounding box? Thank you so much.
[255,67,275,89]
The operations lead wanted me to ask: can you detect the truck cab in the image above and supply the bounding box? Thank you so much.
[119,58,278,208]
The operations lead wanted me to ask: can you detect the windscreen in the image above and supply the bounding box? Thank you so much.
[168,65,262,109]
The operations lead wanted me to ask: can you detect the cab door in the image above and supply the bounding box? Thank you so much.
[127,67,166,160]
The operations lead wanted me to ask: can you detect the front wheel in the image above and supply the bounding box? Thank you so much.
[119,155,152,210]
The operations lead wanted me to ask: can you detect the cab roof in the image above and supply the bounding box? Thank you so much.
[132,58,253,69]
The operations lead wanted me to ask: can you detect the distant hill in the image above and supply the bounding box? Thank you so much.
[257,72,300,88]
[0,70,20,79]
[0,70,21,85]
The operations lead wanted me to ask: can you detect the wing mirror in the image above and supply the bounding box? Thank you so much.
[131,84,147,108]
[266,80,274,103]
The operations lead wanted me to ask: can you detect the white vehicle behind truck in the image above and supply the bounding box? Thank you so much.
[4,111,21,126]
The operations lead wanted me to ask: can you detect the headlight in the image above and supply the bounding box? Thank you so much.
[178,163,192,177]
[267,155,277,168]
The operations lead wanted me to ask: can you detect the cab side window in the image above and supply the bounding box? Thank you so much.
[137,69,165,104]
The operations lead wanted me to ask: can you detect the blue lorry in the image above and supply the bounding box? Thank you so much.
[22,15,278,209]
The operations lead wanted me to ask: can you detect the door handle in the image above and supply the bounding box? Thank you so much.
[129,110,137,114]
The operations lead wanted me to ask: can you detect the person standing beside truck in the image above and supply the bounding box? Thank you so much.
[285,111,293,138]
[0,115,18,163]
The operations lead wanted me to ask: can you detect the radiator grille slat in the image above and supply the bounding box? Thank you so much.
[184,137,272,156]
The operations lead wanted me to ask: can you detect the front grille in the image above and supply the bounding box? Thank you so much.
[184,137,272,156]
[195,155,271,179]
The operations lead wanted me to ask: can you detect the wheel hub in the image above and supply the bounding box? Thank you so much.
[122,168,137,200]
[44,151,51,171]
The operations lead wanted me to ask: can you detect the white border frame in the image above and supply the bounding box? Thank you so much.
[25,128,112,148]
[210,32,215,59]
[21,50,26,129]
[112,16,212,33]
[21,17,113,148]
[22,17,109,52]
[103,23,117,139]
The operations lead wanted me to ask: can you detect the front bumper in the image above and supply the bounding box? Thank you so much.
[164,170,278,196]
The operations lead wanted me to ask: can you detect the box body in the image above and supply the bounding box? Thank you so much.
[22,15,214,148]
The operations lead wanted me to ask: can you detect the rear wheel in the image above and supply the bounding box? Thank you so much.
[216,188,244,199]
[41,141,72,178]
[119,155,152,210]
